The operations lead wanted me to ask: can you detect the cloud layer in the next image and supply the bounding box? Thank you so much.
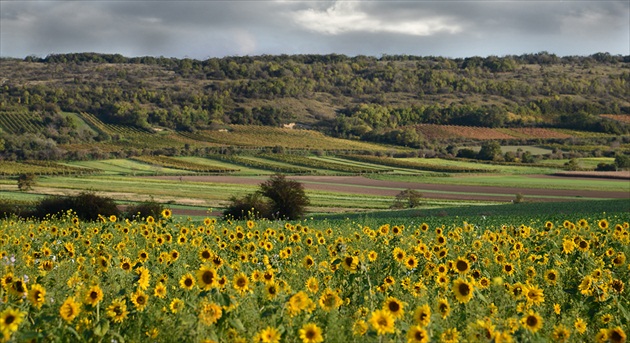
[1,0,628,59]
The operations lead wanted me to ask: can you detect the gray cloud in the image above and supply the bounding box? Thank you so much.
[1,0,628,59]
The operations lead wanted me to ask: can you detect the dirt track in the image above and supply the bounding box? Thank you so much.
[150,175,630,202]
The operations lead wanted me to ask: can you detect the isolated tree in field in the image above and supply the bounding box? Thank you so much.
[17,174,36,191]
[392,189,423,209]
[259,174,310,220]
[477,141,502,161]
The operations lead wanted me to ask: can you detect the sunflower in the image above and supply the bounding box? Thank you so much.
[9,278,27,297]
[407,325,429,343]
[393,247,407,262]
[437,298,451,319]
[453,279,474,303]
[562,239,575,254]
[154,282,167,299]
[413,304,431,327]
[383,296,405,319]
[577,239,590,252]
[196,265,218,290]
[131,290,149,312]
[453,257,470,274]
[233,273,249,294]
[258,326,281,343]
[523,284,544,306]
[0,307,25,337]
[198,301,222,326]
[287,291,314,317]
[352,319,369,336]
[318,288,342,311]
[119,257,134,272]
[608,327,626,343]
[552,324,571,342]
[306,276,319,293]
[169,298,185,314]
[59,297,81,322]
[437,328,458,343]
[299,323,324,343]
[503,263,515,276]
[27,284,46,309]
[303,255,315,269]
[574,317,587,334]
[545,269,559,285]
[369,309,395,335]
[342,255,359,272]
[612,252,626,267]
[598,219,609,230]
[136,266,151,290]
[405,255,419,270]
[179,273,196,290]
[264,282,280,300]
[161,208,172,219]
[84,285,104,307]
[521,311,543,333]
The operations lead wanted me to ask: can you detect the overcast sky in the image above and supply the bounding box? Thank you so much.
[1,0,628,59]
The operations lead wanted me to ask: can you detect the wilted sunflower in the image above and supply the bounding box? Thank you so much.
[27,284,46,309]
[318,288,342,311]
[407,325,429,343]
[299,323,324,343]
[413,304,431,327]
[297,277,316,295]
[369,309,395,335]
[84,285,104,307]
[521,311,543,333]
[453,279,474,303]
[59,297,81,322]
[552,324,571,342]
[342,255,359,272]
[198,301,222,326]
[437,298,451,319]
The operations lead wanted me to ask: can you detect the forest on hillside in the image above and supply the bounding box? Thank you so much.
[0,52,629,158]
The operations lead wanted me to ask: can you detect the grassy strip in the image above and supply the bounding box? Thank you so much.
[130,155,238,173]
[312,199,630,223]
[260,153,388,174]
[368,173,629,192]
[343,154,490,173]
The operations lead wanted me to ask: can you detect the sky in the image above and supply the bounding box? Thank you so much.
[1,0,629,60]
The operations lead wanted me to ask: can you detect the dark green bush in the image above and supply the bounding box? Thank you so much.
[223,193,272,220]
[125,199,164,220]
[34,191,120,221]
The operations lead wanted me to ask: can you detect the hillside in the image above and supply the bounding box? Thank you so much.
[1,52,629,160]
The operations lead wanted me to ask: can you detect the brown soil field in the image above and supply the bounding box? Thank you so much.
[150,175,630,202]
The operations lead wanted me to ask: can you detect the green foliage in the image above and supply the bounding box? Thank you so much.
[391,189,423,209]
[124,199,165,220]
[259,174,310,220]
[17,173,36,191]
[477,141,502,161]
[34,191,120,221]
[222,193,272,220]
[614,154,630,170]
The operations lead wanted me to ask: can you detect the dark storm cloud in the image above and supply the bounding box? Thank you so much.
[1,0,628,59]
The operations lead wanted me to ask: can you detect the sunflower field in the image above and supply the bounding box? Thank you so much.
[0,209,628,343]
